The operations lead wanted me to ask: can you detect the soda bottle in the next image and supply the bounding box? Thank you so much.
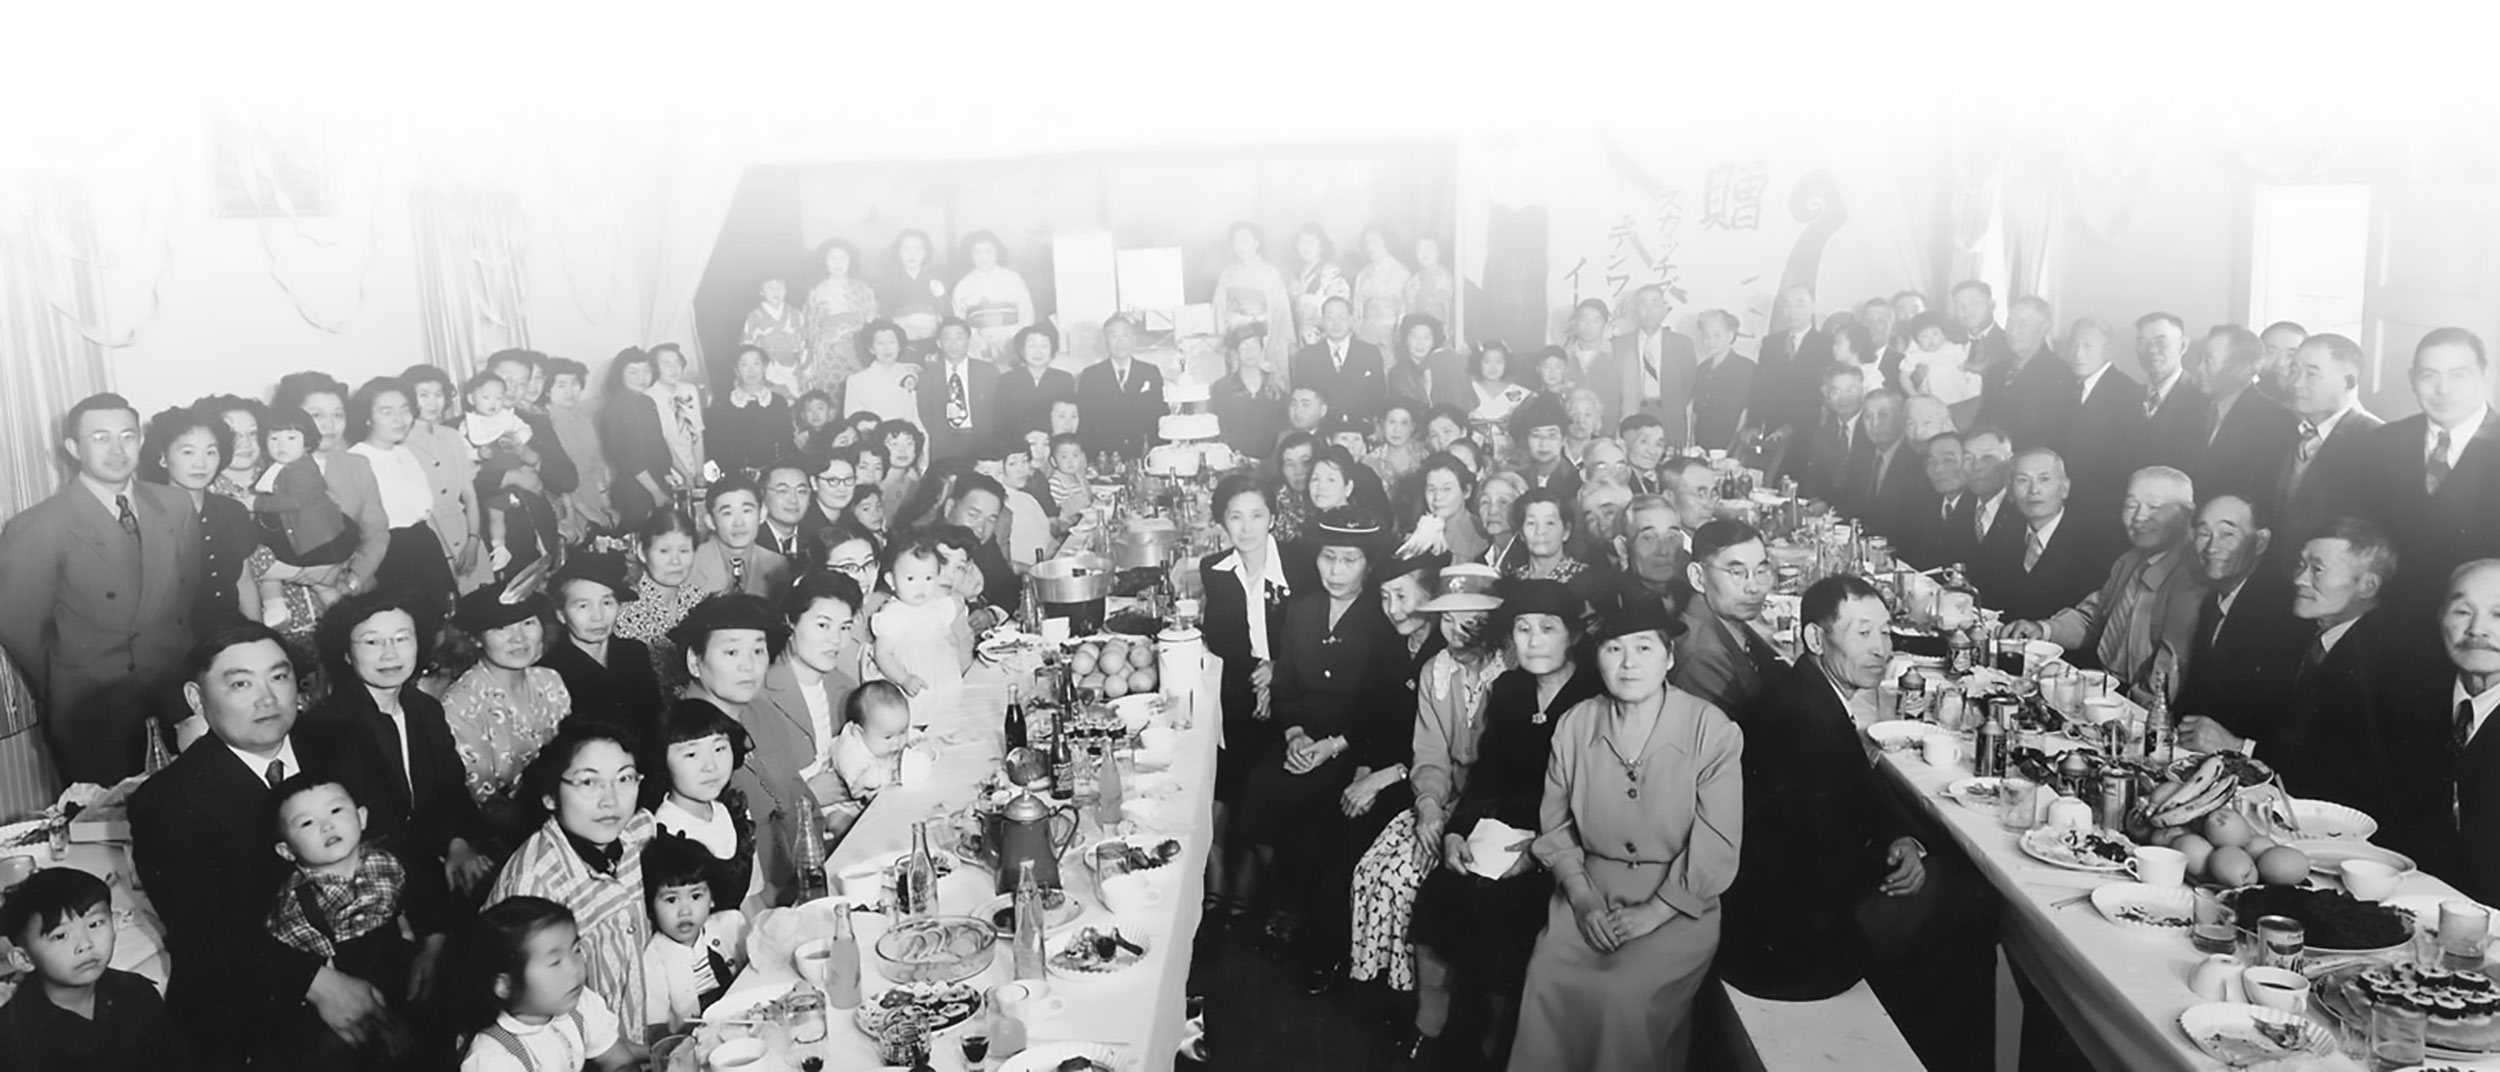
[897,821,940,919]
[794,800,831,902]
[1947,621,1976,674]
[1004,684,1028,752]
[1048,713,1076,803]
[825,901,863,1010]
[1975,703,2007,778]
[1011,861,1048,980]
[1094,745,1124,828]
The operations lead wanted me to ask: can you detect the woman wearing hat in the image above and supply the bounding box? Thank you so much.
[1508,598,1742,1070]
[1200,475,1318,927]
[1404,579,1601,1068]
[1230,506,1396,955]
[442,571,575,845]
[538,551,665,741]
[1301,550,1446,993]
[1347,563,1510,1022]
[665,593,807,906]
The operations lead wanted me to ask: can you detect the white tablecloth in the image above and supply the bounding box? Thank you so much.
[707,652,1221,1072]
[1882,732,2497,1070]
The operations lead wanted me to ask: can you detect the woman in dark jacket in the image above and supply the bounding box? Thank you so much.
[1231,507,1396,957]
[142,406,259,631]
[601,347,676,529]
[306,591,495,894]
[1405,579,1600,1068]
[705,344,794,480]
[1199,475,1317,926]
[993,324,1077,435]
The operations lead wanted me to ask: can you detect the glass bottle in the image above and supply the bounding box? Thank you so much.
[1975,702,2007,778]
[898,820,940,919]
[1010,860,1048,980]
[2144,669,2176,766]
[1048,711,1076,803]
[1947,618,1976,674]
[1004,684,1028,752]
[1094,743,1125,828]
[824,902,863,1010]
[794,801,831,903]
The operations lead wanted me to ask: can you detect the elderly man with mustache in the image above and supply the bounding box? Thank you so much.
[2435,560,2500,903]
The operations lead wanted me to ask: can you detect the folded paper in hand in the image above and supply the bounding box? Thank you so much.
[1466,818,1529,880]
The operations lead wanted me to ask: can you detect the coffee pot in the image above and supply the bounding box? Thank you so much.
[975,789,1080,894]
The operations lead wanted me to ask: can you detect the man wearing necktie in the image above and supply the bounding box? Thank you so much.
[131,623,400,1069]
[1076,315,1168,458]
[0,393,203,784]
[1608,284,1700,445]
[2437,559,2500,903]
[2342,327,2500,613]
[2270,334,2382,574]
[2172,494,2307,754]
[2002,468,2205,699]
[2134,312,2212,476]
[1289,296,1385,422]
[918,319,996,462]
[2254,520,2427,859]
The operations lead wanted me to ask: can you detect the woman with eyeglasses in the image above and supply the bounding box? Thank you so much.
[484,717,659,1037]
[819,530,887,677]
[442,576,575,848]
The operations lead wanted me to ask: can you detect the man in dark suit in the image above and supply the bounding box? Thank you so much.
[756,459,815,561]
[2173,495,2310,751]
[2340,327,2500,612]
[1951,280,2019,398]
[485,349,580,496]
[918,318,1000,462]
[1974,448,2111,620]
[2133,312,2211,477]
[2257,520,2444,864]
[1893,430,1968,570]
[2188,325,2301,507]
[2052,318,2149,553]
[1610,284,1700,442]
[2437,559,2500,904]
[1289,296,1385,422]
[132,624,397,1071]
[1721,574,1994,1071]
[2256,321,2309,404]
[1746,285,1832,473]
[1980,294,2071,448]
[1075,314,1167,458]
[1959,427,2026,574]
[1793,361,1870,506]
[1671,519,1788,717]
[2271,333,2382,575]
[1851,389,1923,541]
[0,392,203,783]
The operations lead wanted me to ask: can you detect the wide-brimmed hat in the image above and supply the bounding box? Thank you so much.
[1375,551,1449,588]
[1419,563,1503,613]
[1590,594,1687,645]
[453,563,553,634]
[550,552,639,604]
[666,593,787,652]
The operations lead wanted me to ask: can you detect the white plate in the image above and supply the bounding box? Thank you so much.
[2296,839,2416,876]
[999,1041,1134,1072]
[2177,1001,2336,1065]
[2089,883,2199,935]
[1084,833,1187,875]
[1865,720,1931,752]
[1944,776,2015,811]
[2019,826,2136,874]
[2279,799,2378,841]
[1048,927,1152,978]
[979,889,1086,936]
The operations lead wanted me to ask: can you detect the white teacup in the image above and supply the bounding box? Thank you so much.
[1920,732,1960,768]
[2130,846,2188,888]
[708,1038,769,1071]
[2189,953,2247,1002]
[2241,966,2310,1013]
[988,979,1066,1019]
[1100,871,1167,916]
[2340,859,2401,901]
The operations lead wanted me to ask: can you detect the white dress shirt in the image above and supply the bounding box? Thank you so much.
[1212,538,1290,662]
[2460,677,2500,745]
[2428,406,2492,470]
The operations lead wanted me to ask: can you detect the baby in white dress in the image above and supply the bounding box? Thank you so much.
[870,537,968,725]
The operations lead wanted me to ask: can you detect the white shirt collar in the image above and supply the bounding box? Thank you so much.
[2147,367,2183,403]
[2306,403,2359,440]
[2430,406,2491,464]
[1213,537,1290,593]
[2214,576,2250,617]
[2076,363,2111,401]
[227,735,303,784]
[78,474,135,517]
[1976,487,2008,523]
[2318,616,2361,655]
[2028,510,2064,547]
[2459,676,2500,745]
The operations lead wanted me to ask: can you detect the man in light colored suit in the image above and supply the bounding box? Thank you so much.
[1610,283,1700,445]
[2004,467,2206,696]
[0,393,204,783]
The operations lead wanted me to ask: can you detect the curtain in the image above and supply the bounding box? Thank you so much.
[412,185,532,383]
[0,174,115,814]
[637,127,752,386]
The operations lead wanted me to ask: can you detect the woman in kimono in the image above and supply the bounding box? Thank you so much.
[742,277,807,397]
[1352,224,1413,351]
[877,229,949,359]
[487,718,657,1039]
[803,239,879,399]
[1289,223,1349,348]
[1404,580,1601,1068]
[1214,221,1295,368]
[1509,599,1741,1071]
[951,230,1034,364]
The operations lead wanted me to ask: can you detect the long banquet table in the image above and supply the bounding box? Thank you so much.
[707,652,1221,1072]
[1880,714,2498,1070]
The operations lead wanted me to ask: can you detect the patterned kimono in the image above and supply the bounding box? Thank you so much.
[1215,257,1296,360]
[489,811,658,1038]
[1354,257,1413,349]
[1293,260,1350,347]
[803,277,878,395]
[741,301,807,397]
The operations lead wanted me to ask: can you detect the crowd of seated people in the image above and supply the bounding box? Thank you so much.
[0,215,2494,1072]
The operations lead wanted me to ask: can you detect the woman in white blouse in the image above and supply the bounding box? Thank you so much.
[347,375,459,640]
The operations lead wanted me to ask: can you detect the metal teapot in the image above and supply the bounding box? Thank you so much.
[967,788,1080,894]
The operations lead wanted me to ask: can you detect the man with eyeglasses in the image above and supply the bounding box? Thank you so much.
[758,460,813,560]
[132,622,402,1068]
[1671,519,1788,718]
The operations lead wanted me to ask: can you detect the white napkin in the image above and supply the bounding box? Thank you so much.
[1465,818,1530,880]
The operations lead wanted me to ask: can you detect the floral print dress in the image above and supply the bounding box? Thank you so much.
[803,276,878,396]
[443,664,573,841]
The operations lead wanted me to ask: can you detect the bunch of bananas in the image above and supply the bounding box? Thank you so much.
[2142,753,2238,828]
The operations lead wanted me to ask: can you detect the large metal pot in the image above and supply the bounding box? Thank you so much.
[1031,554,1116,603]
[1111,521,1182,571]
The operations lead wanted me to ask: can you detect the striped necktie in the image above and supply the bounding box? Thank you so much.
[2429,429,2454,496]
[2024,527,2046,572]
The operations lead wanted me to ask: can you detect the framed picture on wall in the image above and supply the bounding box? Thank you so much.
[211,106,331,218]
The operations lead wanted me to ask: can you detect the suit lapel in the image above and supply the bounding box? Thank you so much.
[2436,413,2500,505]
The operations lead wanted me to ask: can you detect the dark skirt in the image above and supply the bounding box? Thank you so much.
[1410,865,1554,996]
[375,523,456,641]
[1214,674,1275,805]
[1232,752,1356,845]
